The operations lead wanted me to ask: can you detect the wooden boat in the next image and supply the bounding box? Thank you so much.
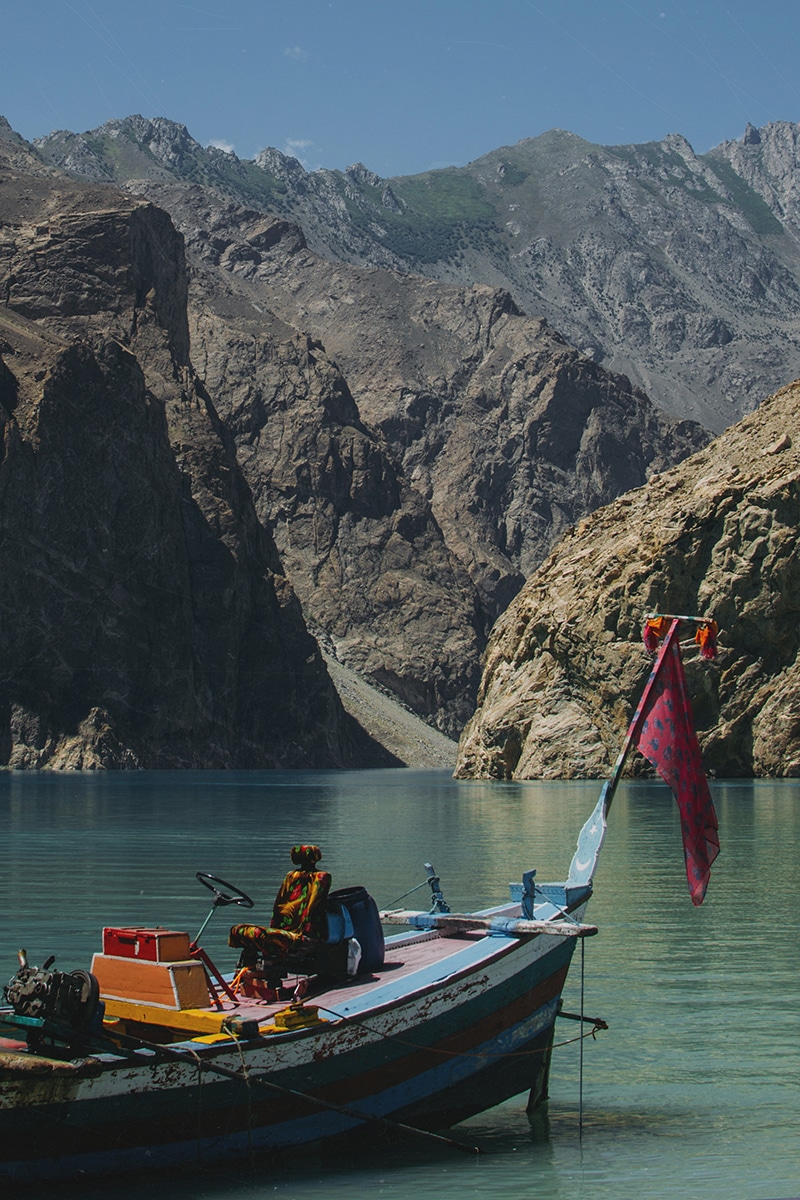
[0,615,718,1179]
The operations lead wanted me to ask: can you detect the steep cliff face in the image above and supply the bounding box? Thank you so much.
[126,181,705,734]
[190,315,482,733]
[4,120,711,742]
[456,380,800,779]
[0,150,372,768]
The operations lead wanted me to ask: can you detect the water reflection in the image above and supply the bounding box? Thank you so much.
[1,770,799,1200]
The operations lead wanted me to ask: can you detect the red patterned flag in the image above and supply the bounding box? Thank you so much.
[635,624,720,905]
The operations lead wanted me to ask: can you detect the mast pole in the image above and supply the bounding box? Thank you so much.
[566,617,682,886]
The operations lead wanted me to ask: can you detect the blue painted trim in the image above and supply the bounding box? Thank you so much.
[317,932,519,1018]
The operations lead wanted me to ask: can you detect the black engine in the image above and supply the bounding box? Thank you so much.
[4,950,101,1035]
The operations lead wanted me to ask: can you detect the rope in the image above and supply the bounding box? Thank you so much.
[235,1036,255,1165]
[381,877,434,910]
[101,1025,481,1156]
[579,937,586,1140]
[187,1046,204,1166]
[532,883,581,924]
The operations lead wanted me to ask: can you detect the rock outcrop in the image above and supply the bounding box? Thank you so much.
[456,379,800,779]
[711,121,800,240]
[0,133,378,768]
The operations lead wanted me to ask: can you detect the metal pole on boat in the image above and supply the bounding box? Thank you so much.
[600,618,682,821]
[566,618,684,889]
[193,908,218,946]
[424,863,451,913]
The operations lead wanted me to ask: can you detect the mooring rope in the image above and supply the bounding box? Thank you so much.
[101,1025,482,1156]
[235,1034,255,1165]
[532,884,581,925]
[185,1045,204,1166]
[381,877,435,909]
[579,936,586,1139]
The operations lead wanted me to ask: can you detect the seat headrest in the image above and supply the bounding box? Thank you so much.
[290,844,322,869]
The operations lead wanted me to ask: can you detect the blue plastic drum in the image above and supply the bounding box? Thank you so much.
[326,886,385,973]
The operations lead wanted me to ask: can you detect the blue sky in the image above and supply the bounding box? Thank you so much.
[3,0,800,177]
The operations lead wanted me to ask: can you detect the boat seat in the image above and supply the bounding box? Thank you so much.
[229,845,333,983]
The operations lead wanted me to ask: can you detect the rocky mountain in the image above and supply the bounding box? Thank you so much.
[0,123,385,769]
[1,118,708,744]
[35,116,800,432]
[455,379,800,780]
[125,180,707,735]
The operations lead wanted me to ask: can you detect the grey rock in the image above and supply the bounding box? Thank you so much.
[3,116,711,739]
[35,115,800,432]
[131,180,705,734]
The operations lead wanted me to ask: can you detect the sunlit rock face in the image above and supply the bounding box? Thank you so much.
[456,380,800,780]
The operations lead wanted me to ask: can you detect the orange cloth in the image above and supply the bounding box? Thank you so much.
[695,620,719,659]
[643,616,671,652]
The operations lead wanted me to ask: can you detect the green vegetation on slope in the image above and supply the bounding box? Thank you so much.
[337,168,505,265]
[702,154,784,235]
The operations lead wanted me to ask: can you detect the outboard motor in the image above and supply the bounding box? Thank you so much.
[4,950,101,1037]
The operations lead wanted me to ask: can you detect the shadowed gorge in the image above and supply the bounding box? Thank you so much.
[4,113,790,767]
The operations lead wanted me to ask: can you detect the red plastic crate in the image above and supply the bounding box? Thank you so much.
[102,927,192,962]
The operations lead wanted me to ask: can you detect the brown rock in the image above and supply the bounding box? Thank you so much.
[0,127,710,744]
[456,379,800,779]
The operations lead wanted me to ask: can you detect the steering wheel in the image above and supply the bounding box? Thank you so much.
[196,871,254,909]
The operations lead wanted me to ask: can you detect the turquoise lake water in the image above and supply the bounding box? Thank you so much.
[1,768,798,1200]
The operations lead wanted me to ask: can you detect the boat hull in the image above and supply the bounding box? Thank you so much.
[0,930,574,1178]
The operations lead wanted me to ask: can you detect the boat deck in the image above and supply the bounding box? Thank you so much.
[98,926,502,1045]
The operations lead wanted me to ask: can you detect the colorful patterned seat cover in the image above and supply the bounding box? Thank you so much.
[229,845,331,960]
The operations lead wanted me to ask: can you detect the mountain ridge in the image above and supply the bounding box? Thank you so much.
[0,133,390,769]
[127,175,706,734]
[34,115,800,432]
